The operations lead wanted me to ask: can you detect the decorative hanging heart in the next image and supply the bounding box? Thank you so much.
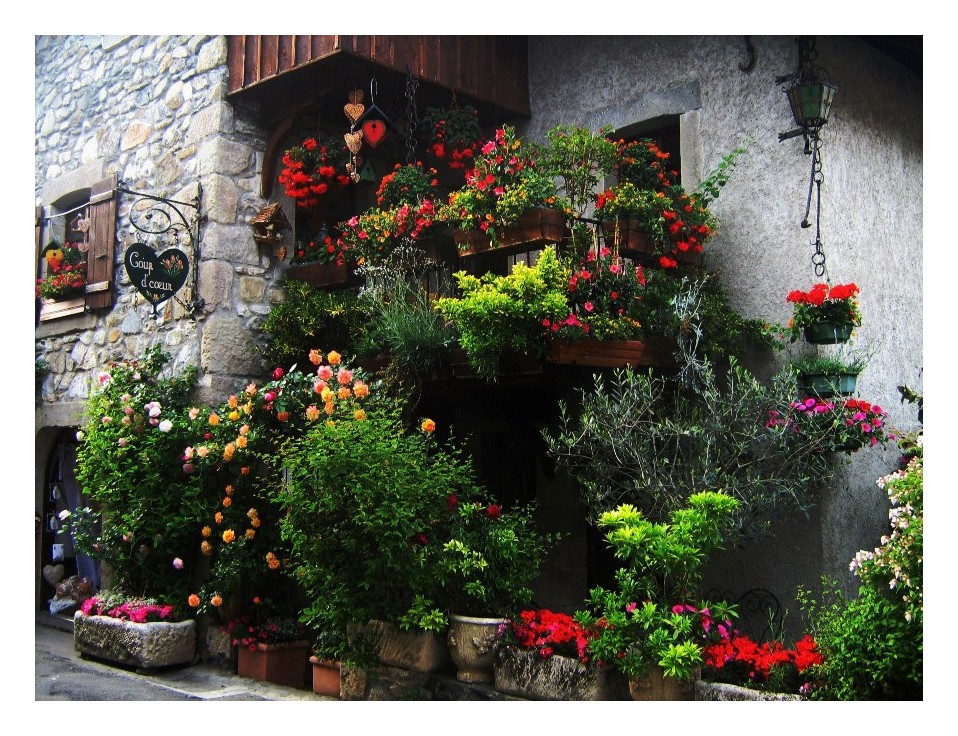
[43,563,65,586]
[124,243,190,308]
[344,130,364,154]
[362,119,387,148]
[344,103,365,125]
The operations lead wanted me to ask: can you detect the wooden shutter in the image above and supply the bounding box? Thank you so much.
[35,206,43,282]
[85,173,117,310]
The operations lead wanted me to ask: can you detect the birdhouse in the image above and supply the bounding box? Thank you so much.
[251,203,292,248]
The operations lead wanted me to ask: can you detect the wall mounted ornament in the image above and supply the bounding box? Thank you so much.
[117,182,204,318]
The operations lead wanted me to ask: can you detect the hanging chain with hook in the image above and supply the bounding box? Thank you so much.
[405,70,419,165]
[801,132,828,279]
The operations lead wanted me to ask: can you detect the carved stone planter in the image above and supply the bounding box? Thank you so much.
[447,614,507,683]
[367,619,452,674]
[73,611,196,671]
[695,680,802,701]
[493,646,631,700]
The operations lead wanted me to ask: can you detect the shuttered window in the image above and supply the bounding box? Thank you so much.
[37,173,117,322]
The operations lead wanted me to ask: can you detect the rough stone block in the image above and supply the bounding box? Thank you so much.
[73,612,196,670]
[493,646,631,700]
[366,620,453,674]
[695,680,801,701]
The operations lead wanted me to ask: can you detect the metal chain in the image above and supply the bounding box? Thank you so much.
[405,71,419,165]
[801,133,828,279]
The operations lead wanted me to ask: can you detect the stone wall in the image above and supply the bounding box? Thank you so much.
[35,35,280,421]
[524,35,923,632]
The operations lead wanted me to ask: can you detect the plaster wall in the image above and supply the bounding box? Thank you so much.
[525,35,923,630]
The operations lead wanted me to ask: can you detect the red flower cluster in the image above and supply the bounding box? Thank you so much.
[278,137,350,208]
[704,633,823,683]
[786,282,859,307]
[613,138,677,192]
[293,232,348,266]
[508,609,598,662]
[81,595,175,623]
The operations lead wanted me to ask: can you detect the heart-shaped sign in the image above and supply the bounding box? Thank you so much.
[43,563,65,586]
[362,119,387,148]
[344,102,365,125]
[124,243,189,309]
[344,130,364,154]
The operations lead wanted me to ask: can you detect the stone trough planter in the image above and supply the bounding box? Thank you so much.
[493,646,631,700]
[695,680,802,701]
[73,611,196,671]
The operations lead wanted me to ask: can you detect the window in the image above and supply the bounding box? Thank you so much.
[36,174,117,322]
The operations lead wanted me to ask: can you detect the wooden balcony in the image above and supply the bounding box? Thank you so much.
[226,35,530,127]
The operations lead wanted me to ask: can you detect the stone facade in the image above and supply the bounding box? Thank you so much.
[35,36,922,640]
[524,36,923,631]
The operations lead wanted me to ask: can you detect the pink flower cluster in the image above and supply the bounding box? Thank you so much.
[81,596,175,623]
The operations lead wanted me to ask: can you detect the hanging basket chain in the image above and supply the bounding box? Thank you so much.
[802,133,828,279]
[405,71,419,165]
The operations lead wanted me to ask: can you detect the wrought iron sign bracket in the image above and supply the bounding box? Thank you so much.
[116,182,206,319]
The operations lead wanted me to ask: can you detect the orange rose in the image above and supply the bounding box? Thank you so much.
[211,595,223,607]
[188,594,201,608]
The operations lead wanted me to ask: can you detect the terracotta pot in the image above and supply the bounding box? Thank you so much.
[236,640,310,689]
[309,656,342,698]
[628,664,699,701]
[447,614,508,683]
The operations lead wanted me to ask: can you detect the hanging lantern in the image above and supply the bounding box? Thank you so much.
[785,80,837,131]
[776,36,838,279]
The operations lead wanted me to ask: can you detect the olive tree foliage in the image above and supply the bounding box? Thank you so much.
[543,277,838,544]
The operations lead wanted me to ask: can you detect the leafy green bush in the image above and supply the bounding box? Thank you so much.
[67,346,201,610]
[800,431,923,700]
[574,493,740,680]
[260,279,368,368]
[799,580,922,700]
[543,359,836,542]
[435,246,569,379]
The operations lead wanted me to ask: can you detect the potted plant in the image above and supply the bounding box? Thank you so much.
[790,354,866,397]
[573,493,740,700]
[493,608,630,700]
[338,199,441,267]
[271,356,499,670]
[375,162,440,208]
[226,602,310,689]
[593,181,670,260]
[785,282,861,344]
[36,240,87,301]
[72,591,197,670]
[435,246,570,380]
[310,630,345,698]
[433,496,555,683]
[278,135,351,209]
[777,396,891,453]
[700,630,822,699]
[444,125,570,252]
[420,103,483,174]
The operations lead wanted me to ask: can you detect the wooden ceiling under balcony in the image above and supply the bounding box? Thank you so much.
[226,35,531,128]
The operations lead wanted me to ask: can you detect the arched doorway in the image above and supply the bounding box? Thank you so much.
[38,428,99,610]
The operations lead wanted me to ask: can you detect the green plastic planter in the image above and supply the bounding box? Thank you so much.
[798,372,858,398]
[804,320,853,345]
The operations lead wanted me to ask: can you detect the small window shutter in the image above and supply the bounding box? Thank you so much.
[85,173,117,310]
